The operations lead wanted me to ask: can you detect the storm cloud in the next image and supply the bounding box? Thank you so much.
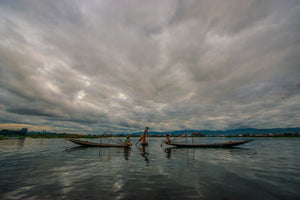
[0,0,299,134]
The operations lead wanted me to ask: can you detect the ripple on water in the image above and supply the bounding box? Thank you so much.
[0,138,300,200]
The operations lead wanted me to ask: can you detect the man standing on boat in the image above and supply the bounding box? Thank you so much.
[135,127,149,146]
[124,134,132,147]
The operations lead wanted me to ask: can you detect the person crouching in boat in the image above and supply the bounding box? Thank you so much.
[164,134,171,144]
[124,135,132,147]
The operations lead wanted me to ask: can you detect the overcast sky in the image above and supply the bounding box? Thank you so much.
[0,0,299,134]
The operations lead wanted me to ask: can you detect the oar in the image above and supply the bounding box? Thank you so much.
[160,142,164,148]
[135,137,142,146]
[135,140,139,146]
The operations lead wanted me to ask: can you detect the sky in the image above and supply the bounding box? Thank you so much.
[0,0,299,134]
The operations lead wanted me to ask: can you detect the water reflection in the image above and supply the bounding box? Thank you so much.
[123,148,131,160]
[65,146,88,152]
[164,148,172,159]
[162,146,254,164]
[139,146,149,162]
[1,138,300,200]
[0,137,25,150]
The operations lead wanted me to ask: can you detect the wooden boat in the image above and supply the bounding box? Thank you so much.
[66,138,130,148]
[167,139,253,148]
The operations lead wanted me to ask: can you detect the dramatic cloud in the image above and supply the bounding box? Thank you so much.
[0,0,299,134]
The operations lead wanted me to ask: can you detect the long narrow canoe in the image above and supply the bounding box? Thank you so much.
[168,139,253,148]
[66,138,130,148]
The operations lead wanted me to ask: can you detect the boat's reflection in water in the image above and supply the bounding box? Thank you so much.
[65,146,88,151]
[65,146,133,161]
[163,146,251,160]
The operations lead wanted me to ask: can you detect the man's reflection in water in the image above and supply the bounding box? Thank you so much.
[123,148,131,160]
[139,146,149,162]
[164,148,172,159]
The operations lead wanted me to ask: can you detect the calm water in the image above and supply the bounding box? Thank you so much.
[0,137,299,200]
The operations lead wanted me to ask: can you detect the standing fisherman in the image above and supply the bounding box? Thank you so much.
[135,127,149,146]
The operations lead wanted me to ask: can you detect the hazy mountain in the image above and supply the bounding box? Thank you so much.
[132,127,300,136]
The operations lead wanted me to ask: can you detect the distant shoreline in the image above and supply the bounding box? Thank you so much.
[2,127,299,139]
[1,135,299,139]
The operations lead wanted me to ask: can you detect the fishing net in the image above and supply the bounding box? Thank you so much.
[99,131,123,145]
[172,133,189,144]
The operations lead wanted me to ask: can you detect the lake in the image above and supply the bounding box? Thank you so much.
[0,137,299,200]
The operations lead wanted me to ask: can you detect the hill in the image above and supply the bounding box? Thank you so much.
[131,127,300,136]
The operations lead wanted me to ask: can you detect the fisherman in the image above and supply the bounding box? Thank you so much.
[164,134,171,144]
[135,127,149,146]
[124,134,132,146]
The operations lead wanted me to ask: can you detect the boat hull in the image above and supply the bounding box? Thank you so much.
[66,138,130,148]
[168,139,253,148]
